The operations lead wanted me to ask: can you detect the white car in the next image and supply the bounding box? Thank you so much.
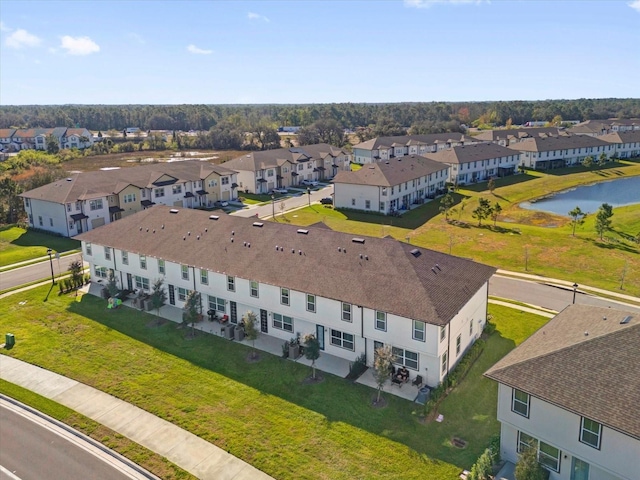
[270,188,288,194]
[301,180,319,187]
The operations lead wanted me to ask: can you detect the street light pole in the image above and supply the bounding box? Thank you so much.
[271,194,275,220]
[307,187,311,207]
[572,282,578,304]
[46,248,55,284]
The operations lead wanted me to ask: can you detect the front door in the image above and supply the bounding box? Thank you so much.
[230,301,237,324]
[316,324,324,350]
[168,284,175,305]
[260,309,268,333]
[126,273,133,292]
[570,458,589,480]
[76,220,83,234]
[373,341,383,360]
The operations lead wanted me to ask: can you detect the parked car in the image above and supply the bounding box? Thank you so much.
[301,179,319,187]
[270,188,288,194]
[214,200,229,208]
[320,197,333,205]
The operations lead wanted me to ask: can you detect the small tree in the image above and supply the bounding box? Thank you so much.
[243,310,259,359]
[303,333,321,379]
[150,278,167,319]
[491,202,502,227]
[372,346,395,404]
[598,152,608,167]
[439,193,454,221]
[183,290,202,336]
[610,151,619,163]
[514,442,547,480]
[68,260,84,295]
[106,269,119,298]
[487,177,496,194]
[582,155,594,168]
[568,206,586,236]
[595,203,613,240]
[472,198,493,226]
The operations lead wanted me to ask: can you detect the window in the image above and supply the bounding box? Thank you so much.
[281,288,290,306]
[379,202,384,211]
[306,294,315,312]
[392,347,418,370]
[121,251,128,265]
[177,287,189,302]
[124,193,136,203]
[456,334,461,356]
[49,218,53,227]
[221,177,229,185]
[135,275,149,291]
[517,431,537,454]
[580,417,602,449]
[104,246,111,261]
[38,216,43,226]
[538,441,560,472]
[67,203,72,212]
[89,199,103,211]
[154,187,165,198]
[208,295,225,313]
[351,198,355,206]
[470,320,473,336]
[181,265,189,280]
[331,329,354,351]
[68,220,73,230]
[139,255,147,269]
[267,170,274,177]
[95,265,108,278]
[441,352,448,374]
[342,303,352,322]
[440,326,446,342]
[200,269,208,285]
[250,280,259,298]
[413,320,425,342]
[365,200,371,209]
[208,179,217,187]
[141,190,146,198]
[157,259,165,274]
[172,185,182,194]
[85,243,92,255]
[273,313,294,332]
[25,198,30,207]
[512,389,530,417]
[375,311,387,331]
[227,275,235,292]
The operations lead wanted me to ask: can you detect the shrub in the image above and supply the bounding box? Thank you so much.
[348,353,367,378]
[447,339,485,388]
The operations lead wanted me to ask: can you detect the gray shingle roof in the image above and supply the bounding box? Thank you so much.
[485,305,640,440]
[473,127,562,142]
[332,155,448,187]
[353,133,477,151]
[223,144,347,172]
[75,206,495,326]
[507,134,611,153]
[599,130,640,144]
[422,143,518,165]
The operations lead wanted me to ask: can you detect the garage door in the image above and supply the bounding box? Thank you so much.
[173,200,183,207]
[91,217,105,229]
[222,191,230,201]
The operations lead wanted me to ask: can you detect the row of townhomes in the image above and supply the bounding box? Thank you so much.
[20,160,238,237]
[0,127,94,152]
[567,118,640,136]
[223,144,351,194]
[77,205,496,388]
[485,304,639,480]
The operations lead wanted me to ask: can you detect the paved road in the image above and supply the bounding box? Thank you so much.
[0,253,83,291]
[0,401,145,480]
[232,184,334,219]
[489,275,640,313]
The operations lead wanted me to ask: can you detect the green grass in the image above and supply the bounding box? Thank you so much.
[0,380,196,480]
[0,287,548,478]
[0,226,80,267]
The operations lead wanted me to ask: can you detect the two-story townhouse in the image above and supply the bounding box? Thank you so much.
[76,205,496,388]
[599,131,640,159]
[472,127,563,146]
[60,128,94,149]
[352,133,479,165]
[333,155,449,214]
[0,129,17,152]
[422,143,520,185]
[485,305,640,480]
[9,127,92,151]
[20,161,238,237]
[510,135,614,170]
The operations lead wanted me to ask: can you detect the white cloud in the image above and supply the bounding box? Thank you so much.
[629,0,640,12]
[6,28,42,49]
[187,44,212,55]
[404,0,487,8]
[60,35,100,55]
[248,12,270,22]
[0,21,11,32]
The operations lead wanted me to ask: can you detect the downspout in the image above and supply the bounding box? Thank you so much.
[112,247,118,287]
[64,203,70,237]
[360,305,365,362]
[446,321,451,386]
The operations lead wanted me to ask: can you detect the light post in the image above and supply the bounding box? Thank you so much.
[572,282,578,304]
[307,187,311,207]
[271,194,275,220]
[46,248,55,284]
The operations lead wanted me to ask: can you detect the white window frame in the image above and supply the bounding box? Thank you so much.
[273,313,293,332]
[580,417,602,449]
[85,242,92,256]
[181,265,189,280]
[456,334,461,356]
[121,251,128,265]
[89,199,103,211]
[440,326,446,342]
[172,185,182,194]
[227,275,235,292]
[158,259,165,274]
[306,294,315,313]
[413,320,425,342]
[375,311,386,331]
[392,346,418,370]
[208,295,225,313]
[250,280,259,298]
[441,351,448,374]
[512,389,530,418]
[140,255,147,270]
[342,302,352,322]
[135,275,150,291]
[104,246,111,261]
[95,265,108,278]
[331,329,354,351]
[178,287,189,302]
[154,187,165,198]
[280,288,290,306]
[200,269,208,285]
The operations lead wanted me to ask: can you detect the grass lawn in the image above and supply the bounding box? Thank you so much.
[0,226,80,267]
[0,286,547,478]
[0,380,195,480]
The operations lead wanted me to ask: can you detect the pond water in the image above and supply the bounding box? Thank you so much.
[520,176,640,216]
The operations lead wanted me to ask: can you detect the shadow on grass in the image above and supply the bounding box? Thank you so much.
[543,162,629,177]
[43,283,56,302]
[461,173,536,193]
[612,229,640,244]
[584,237,639,254]
[6,227,80,252]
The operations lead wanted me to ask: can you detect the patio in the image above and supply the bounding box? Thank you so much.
[355,368,422,402]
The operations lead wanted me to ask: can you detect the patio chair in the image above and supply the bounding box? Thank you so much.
[412,375,423,387]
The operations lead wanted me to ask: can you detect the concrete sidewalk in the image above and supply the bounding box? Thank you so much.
[0,355,273,480]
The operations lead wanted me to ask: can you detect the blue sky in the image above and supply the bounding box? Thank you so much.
[1,0,639,105]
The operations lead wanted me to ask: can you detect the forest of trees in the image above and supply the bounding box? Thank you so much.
[1,98,639,133]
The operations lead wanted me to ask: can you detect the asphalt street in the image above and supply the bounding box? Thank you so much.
[231,184,334,218]
[0,401,147,480]
[0,253,83,291]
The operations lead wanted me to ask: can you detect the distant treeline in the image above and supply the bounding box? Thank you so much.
[1,99,639,132]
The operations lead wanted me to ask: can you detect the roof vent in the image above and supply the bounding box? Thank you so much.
[292,249,295,253]
[247,243,251,248]
[338,247,342,252]
[431,267,437,274]
[231,238,234,242]
[205,228,208,232]
[231,231,235,235]
[365,255,369,260]
[197,235,200,240]
[139,226,142,231]
[161,224,164,229]
[183,236,186,240]
[297,229,309,235]
[359,254,363,259]
[299,250,302,255]
[410,248,421,257]
[435,264,442,271]
[187,231,191,236]
[170,209,179,214]
[253,222,264,227]
[209,215,219,220]
[153,229,155,233]
[275,245,279,250]
[352,237,365,244]
[620,315,633,325]
[243,242,247,246]
[146,228,149,232]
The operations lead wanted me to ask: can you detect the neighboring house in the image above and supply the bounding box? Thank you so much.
[473,127,562,146]
[0,129,17,152]
[76,205,496,388]
[224,144,350,194]
[20,160,238,237]
[609,118,640,132]
[422,143,521,185]
[569,119,640,137]
[485,305,640,480]
[3,127,94,151]
[352,133,479,165]
[509,135,614,170]
[599,131,640,159]
[333,155,449,214]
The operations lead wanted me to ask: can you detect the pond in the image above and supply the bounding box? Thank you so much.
[520,176,640,216]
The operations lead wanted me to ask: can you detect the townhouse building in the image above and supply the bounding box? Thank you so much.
[20,160,238,237]
[509,135,614,170]
[333,155,449,214]
[485,305,640,480]
[599,131,640,159]
[422,143,521,185]
[472,127,562,146]
[352,133,479,165]
[224,144,351,194]
[76,205,496,388]
[0,127,94,152]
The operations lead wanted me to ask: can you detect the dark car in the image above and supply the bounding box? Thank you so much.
[320,197,333,205]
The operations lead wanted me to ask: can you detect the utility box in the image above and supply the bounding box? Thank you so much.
[222,324,235,340]
[5,333,15,348]
[234,327,245,342]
